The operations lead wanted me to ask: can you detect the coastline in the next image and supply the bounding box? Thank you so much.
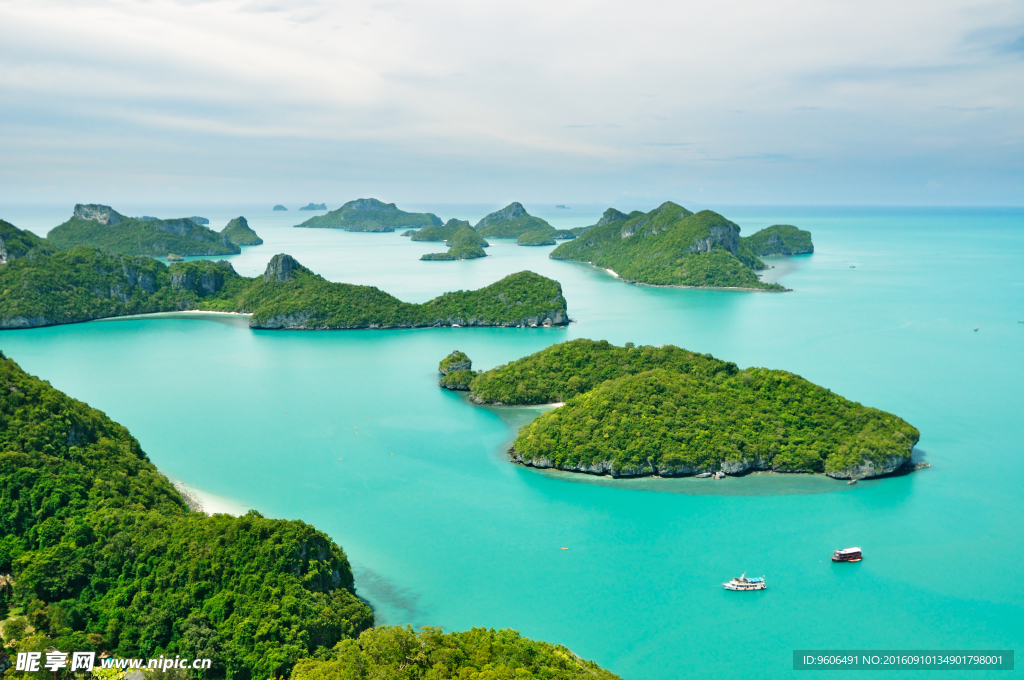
[564,259,788,292]
[97,310,253,321]
[172,480,250,516]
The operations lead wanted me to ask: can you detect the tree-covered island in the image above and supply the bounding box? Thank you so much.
[474,203,557,239]
[421,226,489,261]
[0,250,568,330]
[437,350,476,389]
[550,203,814,291]
[46,205,241,257]
[220,216,264,246]
[0,351,619,680]
[294,198,442,232]
[441,340,919,480]
[742,224,814,256]
[409,219,473,242]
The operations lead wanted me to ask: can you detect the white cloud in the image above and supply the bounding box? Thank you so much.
[0,0,1021,203]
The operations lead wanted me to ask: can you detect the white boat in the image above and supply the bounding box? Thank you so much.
[723,573,766,591]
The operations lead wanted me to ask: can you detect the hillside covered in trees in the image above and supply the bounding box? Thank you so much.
[0,353,618,680]
[0,249,568,330]
[550,203,794,290]
[443,340,919,480]
[47,205,240,258]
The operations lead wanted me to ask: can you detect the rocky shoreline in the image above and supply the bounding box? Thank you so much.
[251,310,568,330]
[509,447,920,481]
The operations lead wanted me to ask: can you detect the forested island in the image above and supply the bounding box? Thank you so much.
[0,248,568,330]
[438,350,475,389]
[441,339,919,480]
[475,203,557,239]
[743,224,814,256]
[220,216,264,246]
[518,230,557,246]
[0,351,619,680]
[550,204,814,290]
[409,218,473,242]
[421,226,489,261]
[299,203,328,210]
[294,198,442,231]
[46,204,242,257]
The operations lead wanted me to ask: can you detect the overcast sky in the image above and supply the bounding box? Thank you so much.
[1,0,1022,206]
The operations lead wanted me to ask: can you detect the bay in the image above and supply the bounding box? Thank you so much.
[2,203,1022,678]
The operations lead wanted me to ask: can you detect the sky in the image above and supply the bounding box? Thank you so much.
[0,0,1022,206]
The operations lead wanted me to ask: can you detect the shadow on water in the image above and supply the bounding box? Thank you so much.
[353,567,422,625]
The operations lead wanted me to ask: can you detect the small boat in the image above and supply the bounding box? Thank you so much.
[974,327,979,331]
[723,573,766,591]
[832,547,862,562]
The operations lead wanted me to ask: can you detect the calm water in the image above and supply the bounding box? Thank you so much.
[3,204,1023,678]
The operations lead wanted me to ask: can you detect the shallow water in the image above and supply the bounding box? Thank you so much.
[3,204,1022,679]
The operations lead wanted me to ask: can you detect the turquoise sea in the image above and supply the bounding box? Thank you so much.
[2,203,1022,678]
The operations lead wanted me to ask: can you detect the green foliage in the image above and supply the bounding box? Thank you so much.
[0,248,245,328]
[220,217,263,246]
[475,203,555,239]
[551,230,576,240]
[0,352,373,679]
[242,258,567,329]
[0,251,566,330]
[0,221,50,262]
[513,366,919,476]
[517,231,556,246]
[438,370,476,391]
[438,351,475,391]
[468,339,736,405]
[550,203,783,290]
[438,351,472,374]
[410,220,472,242]
[46,206,239,257]
[290,625,620,680]
[421,228,488,261]
[295,199,442,232]
[742,224,814,256]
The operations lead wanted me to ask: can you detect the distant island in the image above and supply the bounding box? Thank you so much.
[555,205,569,209]
[273,204,288,211]
[295,198,442,232]
[220,216,264,246]
[517,230,556,246]
[299,203,328,210]
[410,218,473,242]
[442,339,920,480]
[190,216,210,225]
[0,248,568,330]
[743,224,814,256]
[549,203,815,291]
[474,202,557,239]
[47,204,240,257]
[421,226,489,261]
[0,219,50,263]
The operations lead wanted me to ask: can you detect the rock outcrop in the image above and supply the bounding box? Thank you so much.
[74,204,125,225]
[262,253,300,282]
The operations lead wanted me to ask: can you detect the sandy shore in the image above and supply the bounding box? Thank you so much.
[173,481,250,516]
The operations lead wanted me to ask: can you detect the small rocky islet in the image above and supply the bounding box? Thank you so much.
[438,339,920,481]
